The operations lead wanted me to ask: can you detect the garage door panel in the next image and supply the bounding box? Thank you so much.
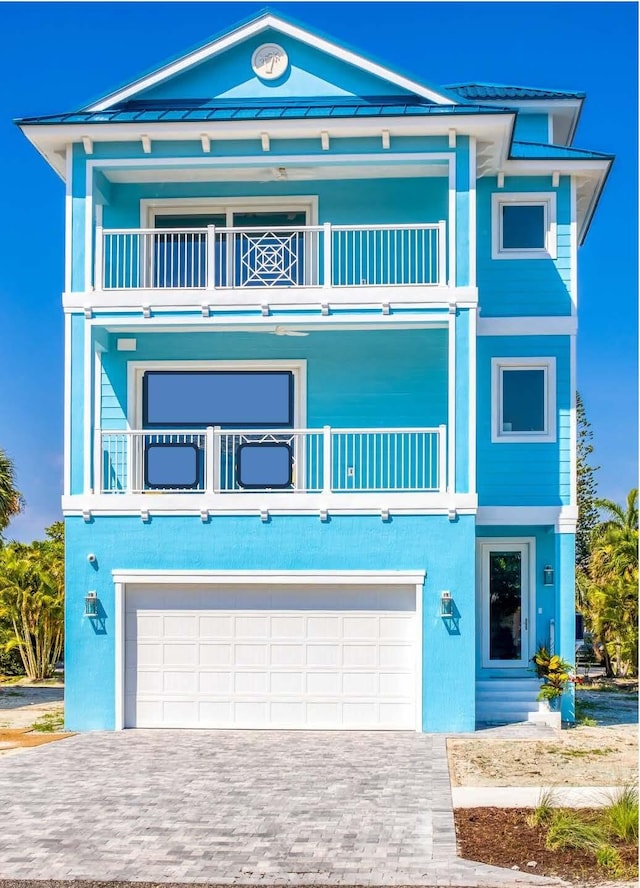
[125,584,417,730]
[199,643,233,666]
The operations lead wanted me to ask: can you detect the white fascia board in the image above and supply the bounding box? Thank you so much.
[62,492,479,515]
[476,505,577,533]
[86,14,456,111]
[503,158,611,176]
[111,569,427,585]
[477,316,576,336]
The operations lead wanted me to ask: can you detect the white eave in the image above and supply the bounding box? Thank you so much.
[85,12,458,112]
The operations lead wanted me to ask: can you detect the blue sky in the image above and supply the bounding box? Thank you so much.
[0,1,637,541]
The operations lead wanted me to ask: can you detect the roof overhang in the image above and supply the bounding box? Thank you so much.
[19,111,516,180]
[463,97,583,146]
[86,12,458,112]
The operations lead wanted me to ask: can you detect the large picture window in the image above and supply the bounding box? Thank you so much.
[491,357,556,443]
[143,370,294,429]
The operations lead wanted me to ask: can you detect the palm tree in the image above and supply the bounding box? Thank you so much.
[0,448,24,539]
[579,489,638,677]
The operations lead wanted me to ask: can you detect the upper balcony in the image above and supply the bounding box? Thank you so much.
[98,222,447,294]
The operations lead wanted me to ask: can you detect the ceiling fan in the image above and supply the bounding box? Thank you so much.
[271,325,309,337]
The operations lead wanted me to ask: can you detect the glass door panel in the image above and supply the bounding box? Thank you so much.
[154,214,225,288]
[481,543,530,668]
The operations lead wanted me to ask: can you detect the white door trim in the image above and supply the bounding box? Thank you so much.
[113,570,425,732]
[140,196,320,229]
[478,538,536,670]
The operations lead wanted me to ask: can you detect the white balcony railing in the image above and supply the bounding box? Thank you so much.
[97,222,446,290]
[97,426,446,495]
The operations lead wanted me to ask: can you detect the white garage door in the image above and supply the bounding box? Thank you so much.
[124,584,418,729]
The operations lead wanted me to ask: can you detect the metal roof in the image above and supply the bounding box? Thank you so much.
[447,83,585,101]
[16,97,514,126]
[510,140,613,160]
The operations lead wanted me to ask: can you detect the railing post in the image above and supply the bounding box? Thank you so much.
[323,222,332,288]
[438,220,447,287]
[206,426,215,493]
[206,225,216,291]
[438,424,447,493]
[95,225,104,291]
[322,425,332,494]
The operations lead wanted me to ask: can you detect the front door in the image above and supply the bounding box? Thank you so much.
[480,541,531,668]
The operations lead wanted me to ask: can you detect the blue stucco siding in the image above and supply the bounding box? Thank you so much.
[477,175,573,317]
[513,113,551,143]
[476,336,572,506]
[137,28,415,103]
[99,328,449,431]
[455,309,470,492]
[70,314,85,495]
[64,512,476,733]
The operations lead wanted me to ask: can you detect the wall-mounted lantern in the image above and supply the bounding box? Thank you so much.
[543,565,555,587]
[84,591,99,618]
[440,590,454,618]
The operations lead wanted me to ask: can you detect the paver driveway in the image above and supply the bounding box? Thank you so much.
[0,730,559,886]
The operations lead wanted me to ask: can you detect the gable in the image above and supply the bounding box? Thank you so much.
[87,13,456,111]
[136,29,416,103]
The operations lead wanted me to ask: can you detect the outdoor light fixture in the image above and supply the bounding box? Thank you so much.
[543,565,555,586]
[84,591,99,618]
[440,590,454,618]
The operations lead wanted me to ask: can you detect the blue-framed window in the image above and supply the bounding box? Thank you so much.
[142,370,294,429]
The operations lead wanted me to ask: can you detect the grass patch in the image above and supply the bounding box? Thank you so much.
[558,746,613,758]
[30,711,64,733]
[604,785,639,842]
[526,787,556,828]
[545,810,604,852]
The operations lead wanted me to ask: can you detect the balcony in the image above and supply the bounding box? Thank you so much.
[97,426,447,502]
[96,223,446,292]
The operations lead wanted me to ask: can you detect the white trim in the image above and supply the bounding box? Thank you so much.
[569,334,577,506]
[448,157,456,287]
[478,538,536,670]
[63,492,479,516]
[491,356,557,444]
[113,568,426,584]
[113,569,425,732]
[491,192,557,261]
[126,359,307,431]
[84,163,93,290]
[86,312,453,330]
[476,505,577,533]
[114,582,124,731]
[447,308,456,494]
[87,13,455,111]
[141,195,320,229]
[64,145,72,293]
[468,136,476,288]
[63,313,72,496]
[468,306,477,494]
[65,288,478,313]
[94,347,102,493]
[83,322,92,493]
[569,176,578,316]
[478,316,576,337]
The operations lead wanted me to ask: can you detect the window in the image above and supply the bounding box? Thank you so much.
[492,192,557,260]
[491,357,556,443]
[143,370,294,429]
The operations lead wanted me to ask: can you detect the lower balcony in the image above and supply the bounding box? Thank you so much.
[90,426,449,514]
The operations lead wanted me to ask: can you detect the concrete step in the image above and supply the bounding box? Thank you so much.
[475,678,541,725]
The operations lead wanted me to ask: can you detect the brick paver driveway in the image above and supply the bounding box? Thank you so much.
[0,731,558,886]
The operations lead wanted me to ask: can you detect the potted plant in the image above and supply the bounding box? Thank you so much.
[531,646,572,711]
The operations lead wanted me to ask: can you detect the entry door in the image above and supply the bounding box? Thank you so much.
[480,542,531,668]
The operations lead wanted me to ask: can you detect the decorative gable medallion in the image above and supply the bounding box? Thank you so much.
[251,43,289,81]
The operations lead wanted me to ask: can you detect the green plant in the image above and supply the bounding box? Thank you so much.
[30,711,64,733]
[574,698,598,726]
[595,844,623,876]
[532,646,572,702]
[526,787,556,827]
[604,784,638,842]
[545,810,604,851]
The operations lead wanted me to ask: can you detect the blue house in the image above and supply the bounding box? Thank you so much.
[17,11,612,732]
